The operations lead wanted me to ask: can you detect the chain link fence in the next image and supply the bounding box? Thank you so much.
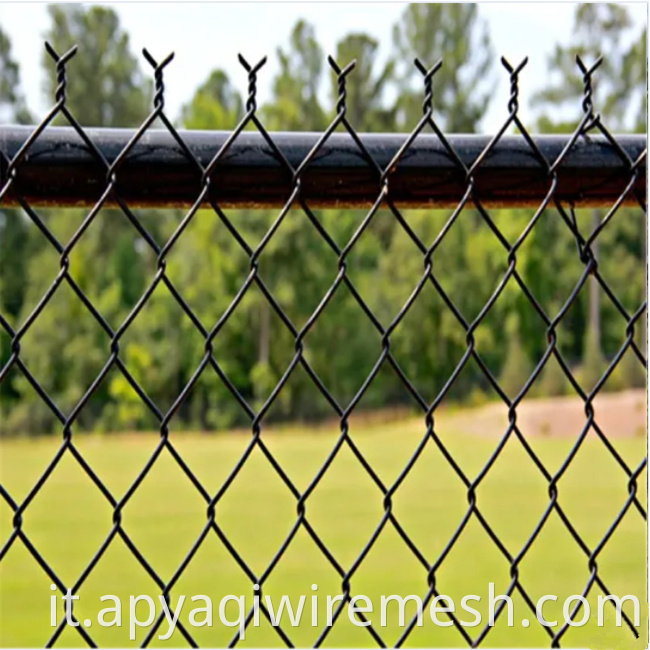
[0,45,647,648]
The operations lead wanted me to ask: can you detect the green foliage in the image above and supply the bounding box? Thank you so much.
[531,3,646,132]
[42,5,150,127]
[529,2,646,400]
[262,20,328,131]
[0,26,32,123]
[577,322,607,392]
[181,70,243,130]
[499,315,533,399]
[0,29,34,411]
[391,3,495,131]
[1,7,646,436]
[332,33,396,130]
[536,355,569,398]
[612,346,646,391]
[0,212,33,320]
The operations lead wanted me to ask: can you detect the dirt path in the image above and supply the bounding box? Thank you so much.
[437,389,647,438]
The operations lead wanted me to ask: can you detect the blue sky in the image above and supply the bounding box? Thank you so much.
[0,1,647,132]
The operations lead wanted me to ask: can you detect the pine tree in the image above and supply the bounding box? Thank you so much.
[391,3,495,131]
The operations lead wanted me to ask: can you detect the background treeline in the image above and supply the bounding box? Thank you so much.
[0,4,646,435]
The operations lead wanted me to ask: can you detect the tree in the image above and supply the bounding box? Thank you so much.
[0,27,33,319]
[169,70,253,429]
[262,20,328,131]
[0,26,32,124]
[615,26,647,133]
[2,6,159,435]
[0,28,34,420]
[391,3,495,131]
[499,314,534,398]
[42,5,150,127]
[531,4,646,133]
[181,70,243,130]
[331,33,396,131]
[531,3,647,392]
[40,4,154,308]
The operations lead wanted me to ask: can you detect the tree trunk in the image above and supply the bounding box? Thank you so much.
[643,214,647,356]
[589,209,601,350]
[259,300,270,367]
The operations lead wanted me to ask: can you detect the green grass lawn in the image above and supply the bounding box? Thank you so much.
[0,413,647,648]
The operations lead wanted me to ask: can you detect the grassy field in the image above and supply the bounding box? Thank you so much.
[0,406,647,648]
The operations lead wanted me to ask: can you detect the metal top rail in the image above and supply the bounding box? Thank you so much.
[0,126,646,209]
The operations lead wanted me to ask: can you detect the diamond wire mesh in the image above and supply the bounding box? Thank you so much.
[0,44,647,649]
